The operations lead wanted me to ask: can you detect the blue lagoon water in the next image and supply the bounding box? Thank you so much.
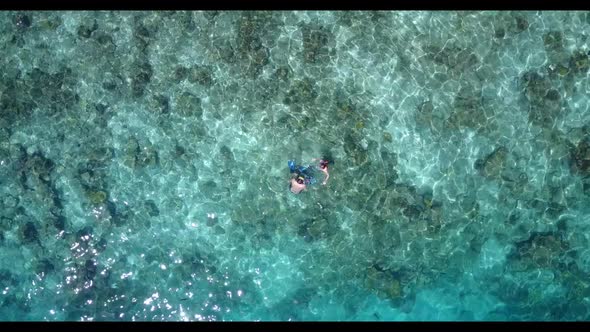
[0,11,590,321]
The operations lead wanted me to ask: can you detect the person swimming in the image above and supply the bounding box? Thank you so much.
[289,171,307,194]
[312,157,332,185]
[288,158,332,193]
[288,160,317,194]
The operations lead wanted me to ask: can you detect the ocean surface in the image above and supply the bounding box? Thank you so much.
[1,11,590,321]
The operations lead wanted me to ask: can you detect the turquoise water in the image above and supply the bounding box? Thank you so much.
[0,11,590,321]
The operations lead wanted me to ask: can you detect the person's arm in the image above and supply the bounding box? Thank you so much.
[322,172,329,185]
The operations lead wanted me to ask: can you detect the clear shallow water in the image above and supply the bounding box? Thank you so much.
[0,11,590,321]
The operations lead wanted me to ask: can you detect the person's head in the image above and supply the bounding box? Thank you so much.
[319,160,329,169]
[296,175,305,184]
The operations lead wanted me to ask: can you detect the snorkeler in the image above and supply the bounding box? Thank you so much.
[288,160,316,194]
[289,172,307,194]
[312,157,332,185]
[288,159,333,193]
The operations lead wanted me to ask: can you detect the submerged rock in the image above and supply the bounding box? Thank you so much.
[474,146,509,179]
[520,70,564,127]
[343,132,369,166]
[199,180,225,202]
[213,225,225,235]
[380,148,398,187]
[569,50,589,76]
[174,144,186,158]
[77,162,107,194]
[53,214,66,231]
[96,238,108,252]
[173,66,189,82]
[1,194,19,218]
[383,132,393,143]
[106,199,129,227]
[130,59,153,98]
[284,78,318,105]
[87,190,107,205]
[447,86,486,130]
[302,24,334,64]
[94,32,114,47]
[124,137,160,169]
[521,71,552,103]
[543,31,564,53]
[77,20,98,39]
[76,226,93,239]
[150,94,170,114]
[14,13,31,30]
[415,100,436,128]
[35,258,55,275]
[219,145,234,162]
[22,221,39,244]
[188,66,214,87]
[234,12,274,78]
[144,200,159,217]
[274,66,290,81]
[137,146,159,167]
[297,215,340,243]
[570,136,590,176]
[84,259,97,281]
[509,231,570,270]
[174,92,202,118]
[514,15,529,32]
[426,43,478,75]
[133,18,157,52]
[27,67,79,115]
[545,89,560,101]
[364,264,404,300]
